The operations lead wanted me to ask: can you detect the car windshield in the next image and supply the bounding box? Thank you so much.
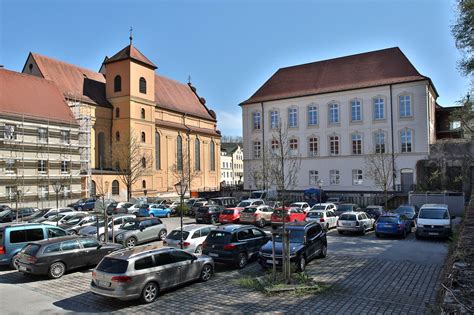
[90,220,105,227]
[338,205,353,211]
[243,207,257,213]
[237,201,251,207]
[275,230,305,243]
[419,208,449,219]
[167,230,190,240]
[395,207,415,214]
[340,214,357,221]
[311,205,326,210]
[120,221,140,230]
[139,204,149,209]
[64,217,83,225]
[221,209,235,215]
[378,216,399,223]
[96,258,129,273]
[307,212,324,218]
[195,202,205,207]
[22,244,41,256]
[207,231,232,244]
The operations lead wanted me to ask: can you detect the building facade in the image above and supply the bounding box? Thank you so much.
[220,143,244,185]
[0,70,82,208]
[241,48,438,193]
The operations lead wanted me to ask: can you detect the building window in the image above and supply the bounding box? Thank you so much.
[115,131,120,142]
[329,170,340,185]
[155,132,161,170]
[6,186,17,200]
[112,180,119,195]
[4,124,16,140]
[253,141,261,159]
[308,137,318,157]
[309,170,319,185]
[373,97,385,120]
[352,169,363,185]
[351,100,362,122]
[210,140,216,171]
[114,75,121,92]
[141,132,146,143]
[38,128,48,143]
[401,129,413,153]
[142,180,147,189]
[271,139,279,154]
[374,131,386,154]
[288,107,298,128]
[115,107,120,118]
[308,105,318,126]
[139,77,147,94]
[177,135,183,171]
[328,103,339,124]
[329,135,340,155]
[270,110,279,129]
[141,108,145,119]
[289,138,298,156]
[399,95,412,117]
[194,138,200,171]
[5,159,16,174]
[141,157,147,168]
[351,134,362,155]
[38,160,47,174]
[98,132,105,169]
[61,161,70,174]
[60,130,70,144]
[38,185,49,199]
[252,112,261,130]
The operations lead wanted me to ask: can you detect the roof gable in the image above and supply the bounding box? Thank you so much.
[104,44,157,69]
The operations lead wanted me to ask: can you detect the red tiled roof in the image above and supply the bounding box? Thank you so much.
[156,120,220,137]
[0,69,77,125]
[104,44,157,69]
[241,47,431,105]
[30,53,110,107]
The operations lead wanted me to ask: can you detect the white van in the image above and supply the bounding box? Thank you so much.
[250,189,277,200]
[415,204,454,239]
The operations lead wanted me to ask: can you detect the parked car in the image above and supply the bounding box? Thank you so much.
[115,217,167,248]
[394,205,418,227]
[79,214,136,241]
[185,198,207,212]
[68,198,97,211]
[305,209,339,231]
[190,201,214,217]
[335,203,361,216]
[19,208,50,223]
[289,202,311,213]
[209,197,238,208]
[195,205,224,224]
[16,235,123,279]
[259,221,327,271]
[106,202,129,216]
[234,199,265,211]
[375,214,411,238]
[65,215,98,234]
[91,246,214,303]
[0,208,38,223]
[415,204,454,239]
[36,212,75,225]
[127,203,142,214]
[36,208,75,222]
[310,203,337,212]
[163,224,215,254]
[219,208,241,224]
[135,204,172,218]
[202,224,269,268]
[271,208,306,229]
[337,211,374,235]
[364,205,385,220]
[239,205,274,228]
[0,205,12,211]
[0,223,68,268]
[42,212,88,227]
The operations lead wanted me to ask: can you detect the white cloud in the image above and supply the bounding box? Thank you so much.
[216,110,243,137]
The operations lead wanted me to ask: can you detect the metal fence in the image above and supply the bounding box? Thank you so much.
[409,192,466,216]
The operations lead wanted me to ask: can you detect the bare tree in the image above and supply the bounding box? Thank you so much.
[364,152,397,209]
[94,174,109,242]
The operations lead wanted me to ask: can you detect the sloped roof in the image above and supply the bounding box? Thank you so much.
[221,143,240,154]
[29,53,110,107]
[0,69,78,125]
[241,47,432,105]
[104,44,157,69]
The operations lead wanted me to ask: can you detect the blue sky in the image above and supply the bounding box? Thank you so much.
[0,0,469,136]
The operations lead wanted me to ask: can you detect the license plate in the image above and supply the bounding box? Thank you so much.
[428,232,438,236]
[209,253,218,257]
[96,280,111,288]
[18,265,27,272]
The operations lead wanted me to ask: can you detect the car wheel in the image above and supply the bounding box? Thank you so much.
[338,230,343,235]
[200,264,213,282]
[159,230,167,241]
[140,282,159,304]
[10,254,19,270]
[318,244,327,258]
[99,234,105,242]
[237,252,248,269]
[361,227,366,235]
[297,255,306,272]
[166,213,171,218]
[125,237,137,248]
[324,224,329,232]
[257,219,265,228]
[195,245,203,255]
[375,232,381,238]
[415,232,421,240]
[48,262,66,279]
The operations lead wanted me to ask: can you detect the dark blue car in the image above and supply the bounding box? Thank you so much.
[375,214,411,238]
[68,198,96,211]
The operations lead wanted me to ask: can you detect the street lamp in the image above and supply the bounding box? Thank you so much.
[174,181,188,249]
[52,181,63,226]
[317,179,323,207]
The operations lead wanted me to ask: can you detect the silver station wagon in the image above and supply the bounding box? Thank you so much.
[91,245,214,303]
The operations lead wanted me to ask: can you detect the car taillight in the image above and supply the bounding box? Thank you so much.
[26,256,37,263]
[320,218,325,222]
[223,244,236,250]
[180,242,191,247]
[0,246,4,255]
[111,276,132,283]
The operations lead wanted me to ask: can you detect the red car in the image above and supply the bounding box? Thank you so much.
[219,208,240,224]
[271,208,306,229]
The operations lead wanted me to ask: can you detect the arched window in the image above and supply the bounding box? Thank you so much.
[194,138,200,171]
[91,180,96,197]
[142,180,147,189]
[141,131,146,143]
[112,180,119,195]
[155,132,161,170]
[139,77,147,94]
[115,131,120,142]
[114,75,121,92]
[98,132,105,169]
[141,157,147,168]
[115,107,120,118]
[210,140,215,171]
[141,108,145,119]
[177,135,183,171]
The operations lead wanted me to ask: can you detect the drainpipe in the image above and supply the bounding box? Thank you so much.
[389,84,396,191]
[261,102,266,192]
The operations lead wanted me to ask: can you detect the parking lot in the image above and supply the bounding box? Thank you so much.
[0,218,448,314]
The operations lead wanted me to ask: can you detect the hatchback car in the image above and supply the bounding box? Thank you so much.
[337,211,374,235]
[65,215,98,235]
[195,205,224,224]
[91,246,214,303]
[69,198,97,211]
[305,209,339,231]
[16,236,123,279]
[42,212,88,227]
[309,203,337,212]
[163,224,215,254]
[259,221,327,272]
[234,199,265,211]
[271,208,306,229]
[115,218,167,248]
[375,214,411,238]
[218,208,241,224]
[202,224,269,268]
[289,202,311,213]
[364,205,385,220]
[239,205,274,227]
[209,197,238,208]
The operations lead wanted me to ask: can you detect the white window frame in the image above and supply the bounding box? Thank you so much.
[5,159,16,174]
[329,170,340,185]
[270,110,279,129]
[400,129,413,153]
[61,161,70,174]
[351,133,362,155]
[352,169,363,185]
[4,124,16,140]
[328,103,340,124]
[6,186,17,200]
[38,185,49,199]
[308,136,318,157]
[62,185,71,198]
[350,99,362,122]
[399,94,412,118]
[307,105,318,126]
[38,128,48,143]
[309,170,319,185]
[373,97,385,120]
[271,139,279,154]
[60,130,70,144]
[288,107,298,128]
[289,138,298,156]
[253,141,261,159]
[329,135,340,156]
[252,112,261,130]
[374,131,386,154]
[38,160,48,174]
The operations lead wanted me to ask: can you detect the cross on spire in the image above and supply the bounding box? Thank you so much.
[129,27,133,45]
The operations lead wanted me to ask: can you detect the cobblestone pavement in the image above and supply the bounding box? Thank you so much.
[0,230,447,314]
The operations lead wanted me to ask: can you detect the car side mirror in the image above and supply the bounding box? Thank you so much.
[96,244,102,250]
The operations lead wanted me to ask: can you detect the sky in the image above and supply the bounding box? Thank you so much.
[0,0,470,137]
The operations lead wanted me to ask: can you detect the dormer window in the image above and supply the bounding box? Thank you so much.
[114,75,122,92]
[139,77,147,94]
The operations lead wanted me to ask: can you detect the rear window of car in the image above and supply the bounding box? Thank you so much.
[97,257,129,273]
[167,230,190,240]
[307,212,324,218]
[340,214,356,221]
[43,243,61,253]
[22,244,41,256]
[237,201,251,207]
[243,207,257,213]
[378,216,398,223]
[207,231,233,244]
[221,209,235,215]
[338,205,353,211]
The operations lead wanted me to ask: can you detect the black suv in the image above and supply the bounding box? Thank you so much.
[202,224,269,268]
[258,221,327,272]
[195,205,224,224]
